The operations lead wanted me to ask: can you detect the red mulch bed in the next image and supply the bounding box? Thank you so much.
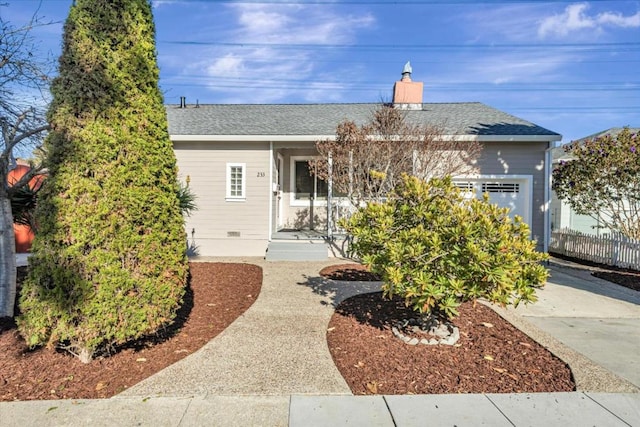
[6,256,629,400]
[0,262,261,401]
[321,263,576,394]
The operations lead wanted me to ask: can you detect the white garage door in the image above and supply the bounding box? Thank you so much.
[453,177,531,226]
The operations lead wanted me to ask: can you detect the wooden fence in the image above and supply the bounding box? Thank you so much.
[549,228,640,270]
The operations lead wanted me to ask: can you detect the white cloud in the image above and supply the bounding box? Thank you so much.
[152,1,177,8]
[232,3,375,45]
[196,3,376,102]
[433,51,575,87]
[207,54,245,78]
[597,10,640,27]
[538,3,640,38]
[464,5,548,42]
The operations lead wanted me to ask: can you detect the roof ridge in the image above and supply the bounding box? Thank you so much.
[165,101,487,107]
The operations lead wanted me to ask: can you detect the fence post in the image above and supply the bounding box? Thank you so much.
[612,233,619,267]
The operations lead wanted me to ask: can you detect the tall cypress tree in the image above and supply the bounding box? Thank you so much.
[18,0,188,363]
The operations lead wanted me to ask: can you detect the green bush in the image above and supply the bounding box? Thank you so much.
[17,0,188,363]
[342,175,548,320]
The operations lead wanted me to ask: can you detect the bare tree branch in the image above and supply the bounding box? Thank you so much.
[311,104,482,209]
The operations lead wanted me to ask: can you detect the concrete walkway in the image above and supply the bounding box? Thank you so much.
[1,257,639,426]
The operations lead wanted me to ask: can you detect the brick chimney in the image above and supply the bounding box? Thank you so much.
[392,61,423,110]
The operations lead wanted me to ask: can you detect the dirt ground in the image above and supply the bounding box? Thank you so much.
[0,263,262,401]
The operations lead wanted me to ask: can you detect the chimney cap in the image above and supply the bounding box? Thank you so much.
[401,61,412,81]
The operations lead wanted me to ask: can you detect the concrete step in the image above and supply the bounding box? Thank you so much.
[265,241,328,261]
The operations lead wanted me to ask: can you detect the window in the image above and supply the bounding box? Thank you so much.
[293,159,327,201]
[226,163,246,201]
[453,182,474,192]
[481,182,520,193]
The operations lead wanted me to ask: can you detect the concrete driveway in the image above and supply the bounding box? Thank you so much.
[510,262,640,388]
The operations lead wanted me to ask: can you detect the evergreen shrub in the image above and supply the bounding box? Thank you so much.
[342,175,548,320]
[18,0,188,362]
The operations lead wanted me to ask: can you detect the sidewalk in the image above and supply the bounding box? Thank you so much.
[1,257,639,426]
[3,392,639,426]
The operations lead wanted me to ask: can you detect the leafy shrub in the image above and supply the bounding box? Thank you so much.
[552,127,640,238]
[342,175,548,320]
[17,0,188,363]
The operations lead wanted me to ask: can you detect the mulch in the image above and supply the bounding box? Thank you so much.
[327,292,575,395]
[0,262,262,401]
[2,256,633,401]
[321,263,576,395]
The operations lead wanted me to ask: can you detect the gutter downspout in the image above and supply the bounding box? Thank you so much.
[544,142,554,254]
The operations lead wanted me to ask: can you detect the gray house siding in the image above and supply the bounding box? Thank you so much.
[476,141,548,248]
[174,141,271,256]
[168,102,560,256]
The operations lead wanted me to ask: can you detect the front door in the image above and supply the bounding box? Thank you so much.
[292,157,328,230]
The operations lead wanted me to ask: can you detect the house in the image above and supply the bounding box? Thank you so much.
[8,160,45,253]
[550,127,640,235]
[168,66,561,258]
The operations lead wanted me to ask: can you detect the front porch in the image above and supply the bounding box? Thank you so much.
[268,144,351,261]
[266,230,352,261]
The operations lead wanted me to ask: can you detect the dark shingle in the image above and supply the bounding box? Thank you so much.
[166,102,560,138]
[551,127,640,161]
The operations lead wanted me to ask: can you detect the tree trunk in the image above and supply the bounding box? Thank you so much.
[0,193,17,317]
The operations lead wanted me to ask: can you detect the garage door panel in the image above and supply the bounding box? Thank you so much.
[482,182,525,220]
[453,178,531,227]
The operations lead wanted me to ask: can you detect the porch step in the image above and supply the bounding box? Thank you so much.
[265,241,328,261]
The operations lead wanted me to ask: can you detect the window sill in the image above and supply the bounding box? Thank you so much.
[225,197,246,202]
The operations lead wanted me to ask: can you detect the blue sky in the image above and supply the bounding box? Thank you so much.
[4,0,639,143]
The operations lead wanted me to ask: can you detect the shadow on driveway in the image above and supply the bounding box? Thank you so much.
[297,275,382,307]
[547,264,640,306]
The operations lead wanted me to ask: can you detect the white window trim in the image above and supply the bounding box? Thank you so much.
[226,162,246,202]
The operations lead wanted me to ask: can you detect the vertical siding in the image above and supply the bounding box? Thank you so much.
[476,141,548,249]
[174,141,271,256]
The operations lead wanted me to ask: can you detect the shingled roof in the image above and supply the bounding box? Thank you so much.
[166,102,560,140]
[552,127,640,161]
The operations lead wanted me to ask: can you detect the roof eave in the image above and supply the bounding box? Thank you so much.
[171,134,333,142]
[171,134,562,143]
[462,134,562,143]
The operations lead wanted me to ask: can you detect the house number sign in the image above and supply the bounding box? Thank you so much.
[256,172,265,177]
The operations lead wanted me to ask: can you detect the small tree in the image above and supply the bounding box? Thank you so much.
[552,127,640,239]
[343,175,548,320]
[0,8,51,317]
[311,105,481,207]
[18,0,188,363]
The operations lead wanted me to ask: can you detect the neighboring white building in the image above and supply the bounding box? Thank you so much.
[168,67,561,257]
[550,127,640,235]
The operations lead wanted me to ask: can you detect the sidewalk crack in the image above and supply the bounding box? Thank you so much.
[484,394,516,427]
[382,396,398,427]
